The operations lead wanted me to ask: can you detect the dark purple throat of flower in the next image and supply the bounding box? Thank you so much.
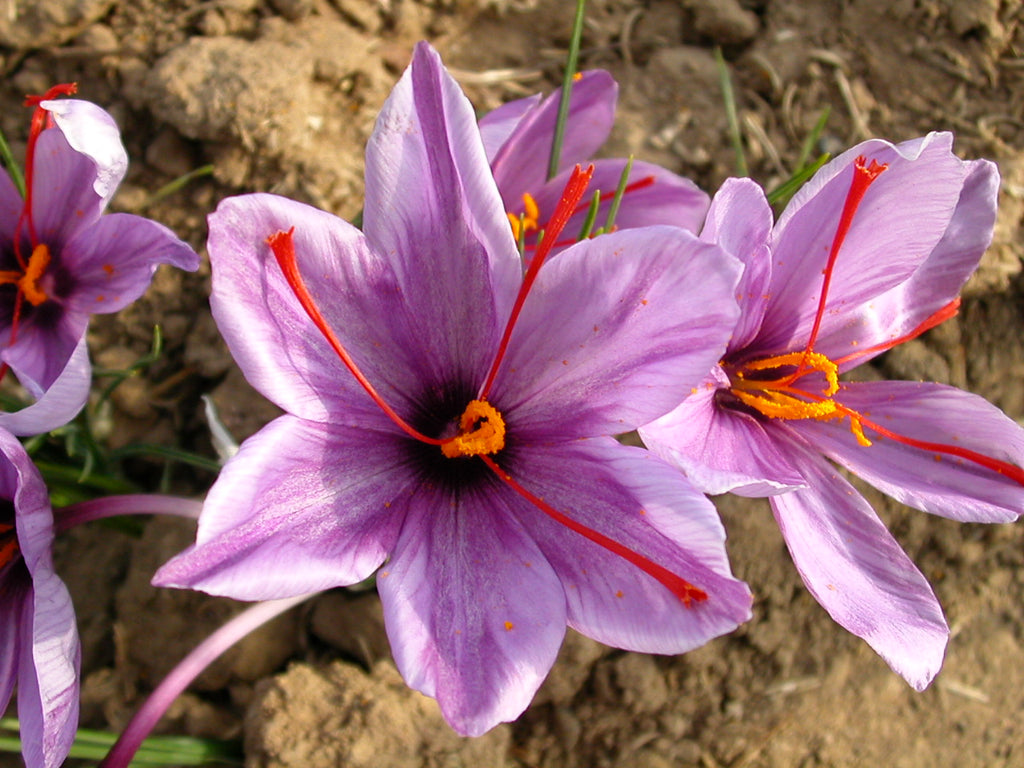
[266,164,708,609]
[724,155,1024,488]
[0,82,78,383]
[0,521,17,573]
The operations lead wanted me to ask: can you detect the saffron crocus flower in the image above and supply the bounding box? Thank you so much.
[0,84,200,434]
[0,427,79,768]
[155,42,752,735]
[480,70,709,252]
[639,132,1024,689]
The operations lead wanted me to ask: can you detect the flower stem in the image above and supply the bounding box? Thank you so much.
[54,494,203,534]
[546,0,587,181]
[98,594,313,768]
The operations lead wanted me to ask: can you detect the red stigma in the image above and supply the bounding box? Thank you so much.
[480,455,708,607]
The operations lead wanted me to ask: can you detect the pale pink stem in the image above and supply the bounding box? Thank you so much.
[98,593,313,768]
[55,494,203,533]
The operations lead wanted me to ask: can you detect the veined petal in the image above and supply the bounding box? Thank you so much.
[154,415,413,600]
[792,380,1024,523]
[507,437,751,652]
[816,159,999,367]
[700,178,774,351]
[363,41,520,376]
[29,129,106,244]
[758,133,968,353]
[494,226,741,438]
[0,577,27,717]
[640,367,806,497]
[378,479,565,736]
[207,193,422,426]
[489,70,617,205]
[41,98,127,209]
[0,324,89,433]
[63,213,200,314]
[770,434,948,690]
[2,429,79,768]
[478,93,542,163]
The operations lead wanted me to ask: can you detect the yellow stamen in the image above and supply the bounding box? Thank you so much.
[507,213,521,241]
[522,192,540,227]
[4,244,51,307]
[737,351,839,396]
[441,399,506,459]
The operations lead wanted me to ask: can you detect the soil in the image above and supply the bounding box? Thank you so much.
[3,0,1024,766]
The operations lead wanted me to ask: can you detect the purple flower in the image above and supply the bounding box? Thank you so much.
[0,427,79,768]
[0,84,200,434]
[480,70,709,253]
[639,133,1024,689]
[155,42,752,735]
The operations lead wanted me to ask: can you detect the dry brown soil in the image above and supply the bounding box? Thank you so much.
[3,1,1024,766]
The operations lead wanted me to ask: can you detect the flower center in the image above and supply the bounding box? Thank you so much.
[0,243,51,307]
[440,399,506,458]
[727,350,872,446]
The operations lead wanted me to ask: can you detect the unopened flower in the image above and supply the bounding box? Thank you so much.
[156,43,751,735]
[640,133,1024,688]
[0,85,200,434]
[0,427,79,768]
[481,70,709,251]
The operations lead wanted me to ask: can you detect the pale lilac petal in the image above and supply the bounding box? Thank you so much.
[41,98,128,208]
[507,437,751,652]
[0,333,89,435]
[3,429,79,768]
[29,130,105,244]
[815,159,999,367]
[489,70,616,205]
[640,367,806,497]
[522,159,709,253]
[478,93,542,162]
[758,133,968,353]
[379,481,565,736]
[700,178,774,350]
[154,415,413,600]
[791,380,1024,523]
[363,42,521,358]
[494,226,741,438]
[208,193,422,426]
[770,435,948,689]
[62,213,200,314]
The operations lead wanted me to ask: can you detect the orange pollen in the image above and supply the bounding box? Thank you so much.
[0,243,50,307]
[441,399,506,459]
[507,192,540,240]
[729,350,872,446]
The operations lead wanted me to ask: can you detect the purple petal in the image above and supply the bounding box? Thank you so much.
[815,159,999,367]
[378,479,565,736]
[493,226,741,438]
[29,129,105,245]
[0,330,90,435]
[62,213,200,314]
[0,166,22,240]
[489,70,617,206]
[790,380,1024,523]
[521,158,710,256]
[700,178,774,350]
[640,367,806,496]
[0,305,87,401]
[507,437,751,652]
[758,133,968,353]
[770,434,948,690]
[154,415,412,599]
[362,42,521,357]
[41,98,128,209]
[478,92,542,163]
[208,193,424,426]
[0,577,27,716]
[2,429,79,768]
